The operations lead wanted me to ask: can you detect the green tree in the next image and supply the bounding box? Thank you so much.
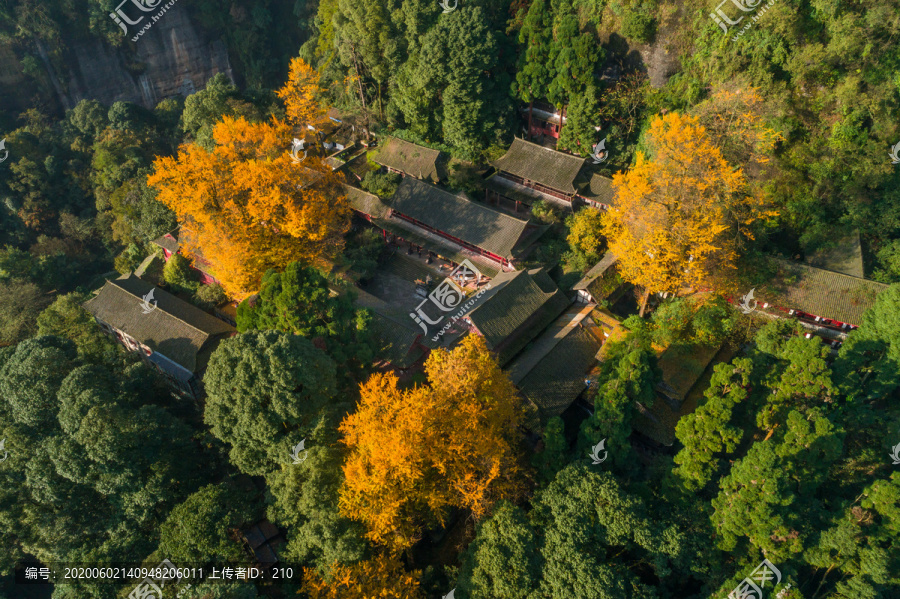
[557,84,599,155]
[265,424,367,569]
[0,278,51,344]
[163,253,200,295]
[711,409,842,562]
[531,465,666,599]
[393,7,513,157]
[457,501,540,599]
[235,262,376,376]
[36,292,118,363]
[158,482,261,564]
[673,359,751,492]
[758,335,834,432]
[546,6,599,134]
[578,326,658,470]
[360,170,401,198]
[834,284,900,401]
[203,330,339,476]
[0,336,210,570]
[516,0,553,129]
[181,74,264,150]
[531,416,569,485]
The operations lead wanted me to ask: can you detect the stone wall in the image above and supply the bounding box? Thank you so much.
[4,2,233,115]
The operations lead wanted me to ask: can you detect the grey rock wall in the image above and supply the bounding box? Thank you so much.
[30,2,233,113]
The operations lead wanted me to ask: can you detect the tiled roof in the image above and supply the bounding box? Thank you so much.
[150,229,180,254]
[389,177,531,260]
[579,174,616,206]
[374,137,442,183]
[573,252,618,292]
[514,322,601,430]
[491,138,587,195]
[655,342,721,402]
[83,274,235,372]
[372,216,502,278]
[760,259,887,325]
[342,185,391,219]
[805,230,864,278]
[467,268,571,365]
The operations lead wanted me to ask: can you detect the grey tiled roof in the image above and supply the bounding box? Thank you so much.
[514,323,600,429]
[342,185,391,219]
[150,229,180,254]
[579,174,616,206]
[374,137,442,183]
[805,230,864,278]
[389,177,531,260]
[467,268,571,365]
[372,216,502,278]
[491,138,587,195]
[83,274,235,372]
[760,258,887,325]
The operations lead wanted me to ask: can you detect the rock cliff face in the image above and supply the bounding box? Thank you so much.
[15,3,233,114]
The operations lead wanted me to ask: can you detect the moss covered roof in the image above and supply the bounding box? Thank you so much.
[342,184,391,219]
[579,173,616,206]
[373,137,442,182]
[467,268,571,365]
[83,274,234,372]
[491,138,588,195]
[516,324,601,430]
[389,177,531,260]
[760,258,887,325]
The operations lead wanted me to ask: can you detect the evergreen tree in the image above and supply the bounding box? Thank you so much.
[203,330,339,477]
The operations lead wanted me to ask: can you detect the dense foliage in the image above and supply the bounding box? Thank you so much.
[2,0,900,597]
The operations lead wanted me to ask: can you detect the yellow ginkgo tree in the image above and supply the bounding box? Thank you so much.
[338,335,526,553]
[147,116,349,299]
[602,112,777,298]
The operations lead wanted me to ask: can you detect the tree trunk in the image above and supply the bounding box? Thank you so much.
[349,43,369,133]
[638,288,651,317]
[377,80,384,122]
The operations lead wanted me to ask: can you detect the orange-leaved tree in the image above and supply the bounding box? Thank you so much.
[147,116,350,299]
[301,556,423,599]
[602,112,777,296]
[277,57,330,130]
[338,335,526,553]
